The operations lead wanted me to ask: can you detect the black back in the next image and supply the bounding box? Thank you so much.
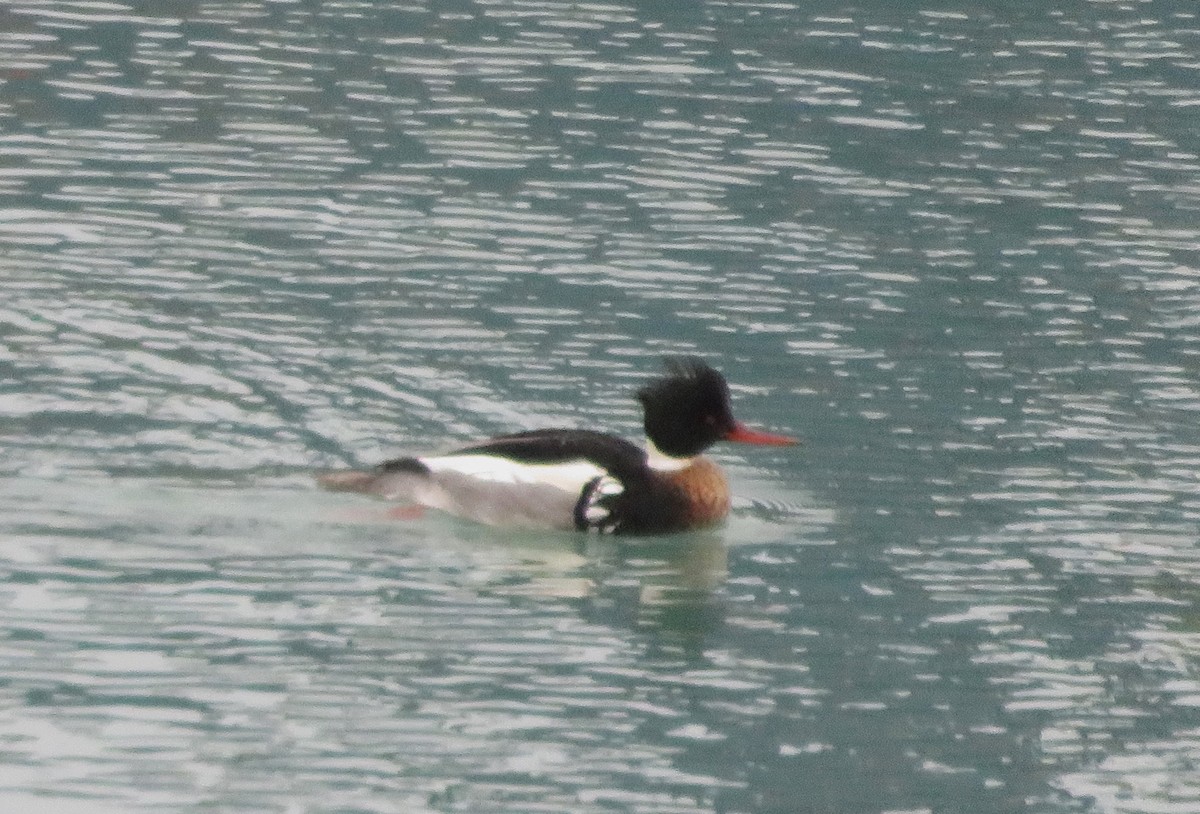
[452,428,649,481]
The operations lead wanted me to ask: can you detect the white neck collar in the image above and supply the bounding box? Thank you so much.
[645,439,694,472]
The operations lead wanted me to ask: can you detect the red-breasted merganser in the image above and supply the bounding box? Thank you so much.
[318,357,797,534]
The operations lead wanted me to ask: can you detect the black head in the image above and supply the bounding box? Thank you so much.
[636,357,800,458]
[636,358,737,457]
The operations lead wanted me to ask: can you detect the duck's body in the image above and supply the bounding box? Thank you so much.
[319,358,795,535]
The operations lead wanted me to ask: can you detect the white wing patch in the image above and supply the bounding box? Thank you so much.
[421,455,604,491]
[414,454,608,530]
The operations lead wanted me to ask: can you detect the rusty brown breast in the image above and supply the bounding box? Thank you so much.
[659,456,731,529]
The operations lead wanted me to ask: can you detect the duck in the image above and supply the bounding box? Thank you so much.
[318,357,796,534]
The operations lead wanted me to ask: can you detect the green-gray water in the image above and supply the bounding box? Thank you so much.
[3,2,1200,812]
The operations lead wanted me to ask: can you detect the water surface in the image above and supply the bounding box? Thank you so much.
[3,1,1200,812]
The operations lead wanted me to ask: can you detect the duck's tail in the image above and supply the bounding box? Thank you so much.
[316,458,430,500]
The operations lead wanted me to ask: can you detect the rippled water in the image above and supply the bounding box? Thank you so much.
[4,1,1200,812]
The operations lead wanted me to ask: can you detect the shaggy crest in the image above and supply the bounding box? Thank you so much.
[637,357,735,458]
